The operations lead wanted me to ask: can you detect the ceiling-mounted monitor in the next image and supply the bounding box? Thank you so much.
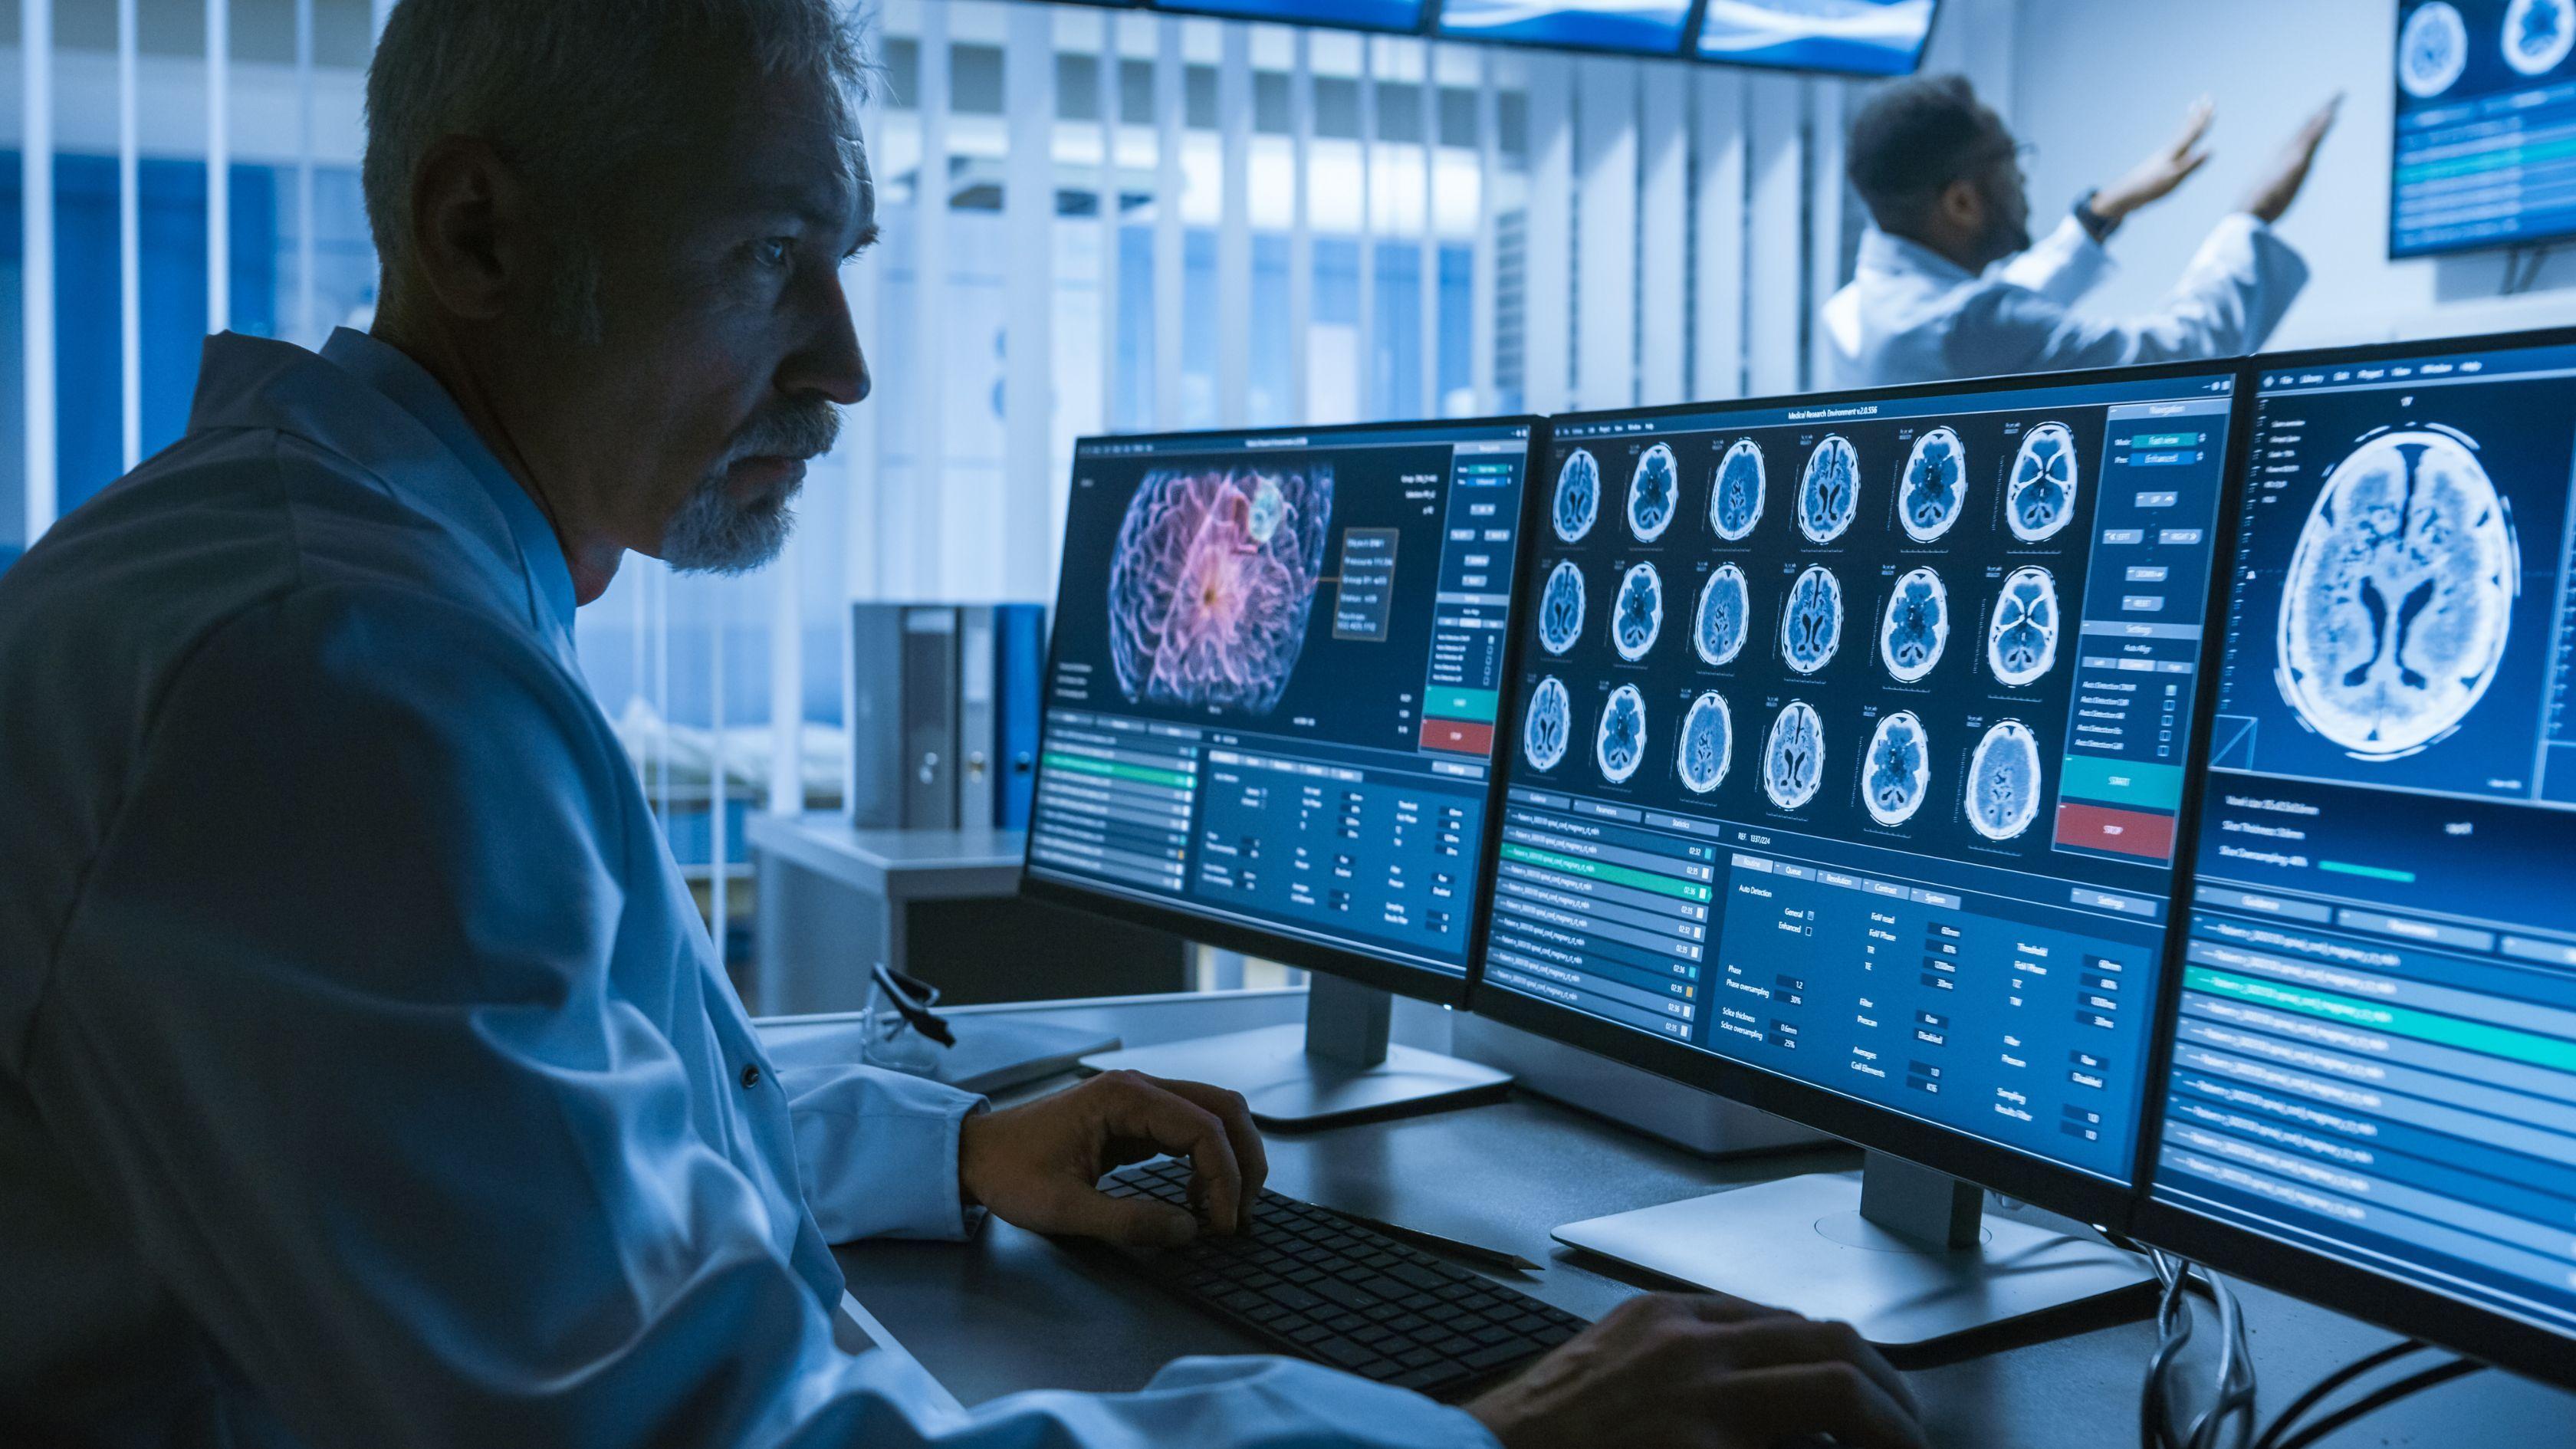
[1432,0,1694,58]
[1694,0,1940,76]
[1152,0,1429,31]
[2392,0,2576,257]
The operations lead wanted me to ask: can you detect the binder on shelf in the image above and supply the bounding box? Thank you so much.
[849,603,1050,830]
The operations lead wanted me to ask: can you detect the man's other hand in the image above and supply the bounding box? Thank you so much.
[1468,1293,1927,1449]
[2095,96,2216,229]
[958,1070,1267,1248]
[2242,95,2342,225]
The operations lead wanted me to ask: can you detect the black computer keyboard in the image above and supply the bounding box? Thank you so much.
[1095,1157,1588,1399]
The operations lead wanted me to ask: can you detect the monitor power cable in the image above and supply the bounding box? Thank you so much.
[2128,1245,2256,1449]
[2250,1339,2486,1449]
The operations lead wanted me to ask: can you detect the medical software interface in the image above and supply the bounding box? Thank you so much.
[1027,422,1533,978]
[2149,341,2576,1339]
[1434,0,1693,55]
[2393,0,2576,256]
[1696,0,1938,75]
[1484,372,2239,1181]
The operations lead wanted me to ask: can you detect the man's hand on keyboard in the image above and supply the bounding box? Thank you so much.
[1466,1292,1927,1449]
[959,1070,1269,1247]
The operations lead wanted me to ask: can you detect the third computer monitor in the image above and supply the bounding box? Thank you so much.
[1473,363,2246,1217]
[2134,330,2576,1388]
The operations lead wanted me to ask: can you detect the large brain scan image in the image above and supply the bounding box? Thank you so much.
[1710,439,1766,541]
[2505,0,2575,77]
[1539,560,1587,656]
[1799,435,1861,543]
[2276,428,2518,759]
[2006,422,2080,543]
[1677,692,1734,795]
[1780,565,1844,675]
[1863,712,1932,827]
[1597,684,1648,785]
[1879,567,1950,683]
[1523,675,1572,773]
[1900,428,1968,542]
[1965,720,2044,842]
[1613,563,1666,662]
[1986,566,2062,687]
[1107,465,1332,715]
[1555,448,1601,543]
[2400,2,2468,97]
[1762,701,1826,811]
[1628,443,1681,542]
[1694,564,1751,667]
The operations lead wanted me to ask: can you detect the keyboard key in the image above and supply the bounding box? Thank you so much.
[1464,1341,1537,1372]
[1314,1339,1378,1369]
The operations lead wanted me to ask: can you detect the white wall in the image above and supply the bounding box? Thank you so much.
[2010,0,2576,350]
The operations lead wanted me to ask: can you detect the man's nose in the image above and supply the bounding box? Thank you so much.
[783,266,868,406]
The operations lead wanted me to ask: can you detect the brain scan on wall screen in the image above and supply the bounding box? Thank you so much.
[1781,565,1844,675]
[1864,712,1933,826]
[2277,428,2519,758]
[2505,0,2575,76]
[1677,692,1734,794]
[1879,567,1950,682]
[1966,720,2044,841]
[1694,564,1752,667]
[2400,2,2469,96]
[1986,566,2062,687]
[1710,439,1766,540]
[1523,675,1572,773]
[1629,444,1681,542]
[1539,560,1587,656]
[1763,701,1826,811]
[1556,449,1601,543]
[1901,428,1969,541]
[1613,564,1666,662]
[1597,685,1648,785]
[2006,423,2080,542]
[1107,465,1332,715]
[1799,435,1861,543]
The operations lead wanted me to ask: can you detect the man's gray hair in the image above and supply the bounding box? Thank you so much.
[363,0,871,326]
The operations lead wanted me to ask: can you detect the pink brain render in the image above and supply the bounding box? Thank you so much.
[1107,465,1334,715]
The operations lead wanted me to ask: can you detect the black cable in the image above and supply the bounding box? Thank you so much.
[2250,1340,2427,1449]
[2267,1357,2484,1449]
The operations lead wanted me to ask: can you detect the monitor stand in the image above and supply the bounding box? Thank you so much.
[1552,1152,2153,1349]
[1079,974,1511,1129]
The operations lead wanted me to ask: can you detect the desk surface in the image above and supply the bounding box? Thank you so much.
[831,992,2576,1447]
[747,813,1026,891]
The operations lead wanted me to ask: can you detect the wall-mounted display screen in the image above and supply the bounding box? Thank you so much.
[1433,0,1694,57]
[1695,0,1940,75]
[2392,0,2576,256]
[1154,0,1429,31]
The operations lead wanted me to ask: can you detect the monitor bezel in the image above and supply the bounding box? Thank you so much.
[2126,323,2576,1393]
[1466,355,2257,1230]
[1018,412,1549,1014]
[2386,2,2576,261]
[1684,0,1944,79]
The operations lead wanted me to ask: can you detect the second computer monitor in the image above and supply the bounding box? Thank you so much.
[1477,363,2246,1217]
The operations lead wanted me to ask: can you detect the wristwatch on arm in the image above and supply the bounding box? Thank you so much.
[2073,188,2118,245]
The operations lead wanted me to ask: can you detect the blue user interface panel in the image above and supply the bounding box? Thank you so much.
[1695,0,1938,76]
[2150,340,2576,1341]
[1434,0,1691,55]
[1028,422,1533,980]
[1484,370,2239,1182]
[2393,0,2576,256]
[1153,0,1427,31]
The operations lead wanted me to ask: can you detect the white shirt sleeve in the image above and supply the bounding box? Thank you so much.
[1952,213,2311,378]
[780,1060,987,1243]
[1994,213,2115,307]
[25,586,1497,1449]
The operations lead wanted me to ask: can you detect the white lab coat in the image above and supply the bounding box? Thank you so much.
[0,330,1496,1449]
[1822,212,2312,389]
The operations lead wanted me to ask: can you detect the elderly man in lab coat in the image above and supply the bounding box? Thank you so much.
[1824,74,2338,388]
[0,3,1924,1447]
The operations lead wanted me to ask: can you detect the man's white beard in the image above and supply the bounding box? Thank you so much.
[662,468,800,575]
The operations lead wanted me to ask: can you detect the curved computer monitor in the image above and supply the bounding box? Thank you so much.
[2131,328,2576,1392]
[1471,360,2250,1229]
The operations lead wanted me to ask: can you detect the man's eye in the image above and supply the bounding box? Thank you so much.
[754,238,795,268]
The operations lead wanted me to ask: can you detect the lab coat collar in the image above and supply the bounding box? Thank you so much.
[1856,225,1979,288]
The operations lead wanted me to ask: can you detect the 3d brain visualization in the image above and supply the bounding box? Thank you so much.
[1677,692,1734,795]
[1799,435,1861,543]
[1711,439,1766,540]
[2400,2,2468,97]
[1597,685,1648,785]
[1613,563,1666,662]
[1107,465,1331,715]
[1966,720,2044,842]
[1539,560,1587,656]
[1864,712,1932,827]
[1986,566,2061,687]
[1780,565,1844,675]
[2505,0,2574,77]
[1694,564,1751,667]
[1763,702,1826,811]
[1555,449,1602,543]
[2277,429,2518,758]
[1879,567,1950,683]
[1629,443,1681,542]
[1901,428,1968,542]
[2006,423,2079,542]
[1523,675,1572,773]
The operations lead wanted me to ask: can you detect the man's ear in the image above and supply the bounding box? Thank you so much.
[1934,176,1985,237]
[405,137,534,324]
